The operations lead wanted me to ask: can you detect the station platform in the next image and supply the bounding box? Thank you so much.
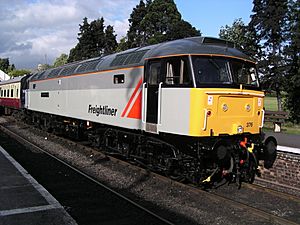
[0,146,77,225]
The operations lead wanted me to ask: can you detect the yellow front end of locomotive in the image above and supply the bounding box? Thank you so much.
[189,88,265,137]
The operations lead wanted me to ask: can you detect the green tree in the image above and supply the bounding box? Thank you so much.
[249,0,289,111]
[68,17,116,62]
[53,53,68,67]
[104,25,118,55]
[141,0,182,44]
[9,64,15,72]
[90,17,105,57]
[127,0,148,48]
[284,0,300,122]
[166,19,200,41]
[219,18,260,58]
[78,17,94,58]
[8,69,30,77]
[125,0,200,48]
[116,37,129,52]
[0,58,10,73]
[68,17,93,62]
[67,47,78,63]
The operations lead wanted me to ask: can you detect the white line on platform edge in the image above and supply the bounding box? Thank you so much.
[0,145,77,224]
[0,146,62,208]
[0,205,59,217]
[277,145,300,154]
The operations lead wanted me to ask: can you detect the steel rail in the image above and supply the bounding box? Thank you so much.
[1,120,299,225]
[0,124,175,225]
[203,190,300,225]
[244,183,300,203]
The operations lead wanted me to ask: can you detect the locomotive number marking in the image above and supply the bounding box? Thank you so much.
[246,122,253,127]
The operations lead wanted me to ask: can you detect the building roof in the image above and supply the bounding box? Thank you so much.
[0,70,9,81]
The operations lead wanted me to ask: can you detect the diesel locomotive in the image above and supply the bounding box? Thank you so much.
[0,37,277,186]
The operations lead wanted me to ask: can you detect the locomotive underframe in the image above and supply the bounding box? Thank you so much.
[16,109,277,187]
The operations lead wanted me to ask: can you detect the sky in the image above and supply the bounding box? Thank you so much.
[0,0,254,70]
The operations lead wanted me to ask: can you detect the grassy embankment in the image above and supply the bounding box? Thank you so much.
[263,96,300,135]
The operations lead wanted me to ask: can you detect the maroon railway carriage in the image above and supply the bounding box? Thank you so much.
[0,75,29,114]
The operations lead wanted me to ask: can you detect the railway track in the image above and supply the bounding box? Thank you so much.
[1,119,299,225]
[0,122,175,225]
[244,183,300,203]
[208,187,300,225]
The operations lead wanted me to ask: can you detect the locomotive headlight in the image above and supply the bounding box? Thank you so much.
[237,125,243,133]
[222,104,228,112]
[245,104,251,112]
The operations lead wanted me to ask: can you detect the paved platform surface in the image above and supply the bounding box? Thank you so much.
[0,146,77,225]
[265,132,300,148]
[265,131,300,154]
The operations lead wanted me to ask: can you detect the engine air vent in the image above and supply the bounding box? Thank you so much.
[110,50,148,67]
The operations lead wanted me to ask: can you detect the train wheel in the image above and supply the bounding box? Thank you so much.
[264,138,277,169]
[247,159,256,184]
[165,158,185,182]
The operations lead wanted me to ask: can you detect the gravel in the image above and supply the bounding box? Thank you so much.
[0,117,291,225]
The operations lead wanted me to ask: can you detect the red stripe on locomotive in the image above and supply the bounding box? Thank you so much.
[121,77,143,117]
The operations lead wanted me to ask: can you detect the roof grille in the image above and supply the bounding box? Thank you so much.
[59,64,79,76]
[48,68,62,78]
[110,50,148,67]
[77,59,101,73]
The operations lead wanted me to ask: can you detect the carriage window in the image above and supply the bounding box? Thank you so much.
[7,89,9,97]
[11,89,13,97]
[4,90,6,97]
[148,61,161,85]
[16,89,19,97]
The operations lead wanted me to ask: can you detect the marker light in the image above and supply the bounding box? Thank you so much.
[237,125,243,133]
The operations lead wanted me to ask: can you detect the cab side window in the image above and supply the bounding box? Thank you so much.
[148,61,161,85]
[164,57,192,86]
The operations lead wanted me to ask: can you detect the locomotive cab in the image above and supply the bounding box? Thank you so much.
[142,54,264,137]
[142,38,277,184]
[189,56,263,137]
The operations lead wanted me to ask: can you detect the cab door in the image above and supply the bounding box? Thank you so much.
[144,60,162,133]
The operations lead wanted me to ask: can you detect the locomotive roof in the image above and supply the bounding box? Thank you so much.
[30,36,254,82]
